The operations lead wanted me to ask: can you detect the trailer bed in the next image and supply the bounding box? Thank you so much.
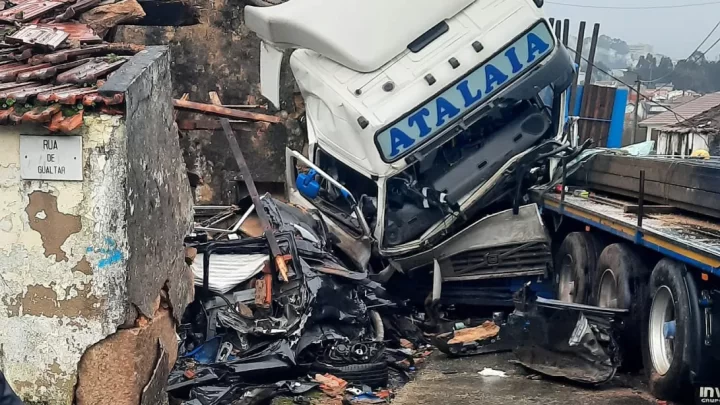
[532,189,720,276]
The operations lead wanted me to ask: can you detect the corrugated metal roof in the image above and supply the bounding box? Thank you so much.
[640,92,720,127]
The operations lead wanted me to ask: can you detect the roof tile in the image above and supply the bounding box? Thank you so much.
[640,92,720,127]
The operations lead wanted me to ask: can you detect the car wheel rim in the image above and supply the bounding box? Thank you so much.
[649,285,675,376]
[598,269,618,308]
[558,254,576,302]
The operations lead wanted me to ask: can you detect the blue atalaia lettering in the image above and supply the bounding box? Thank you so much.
[435,97,460,127]
[457,81,482,108]
[389,128,414,157]
[407,108,432,138]
[504,47,524,73]
[484,63,509,94]
[526,32,550,63]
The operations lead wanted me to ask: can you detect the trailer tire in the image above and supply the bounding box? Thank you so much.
[593,243,649,369]
[642,259,693,401]
[554,232,602,304]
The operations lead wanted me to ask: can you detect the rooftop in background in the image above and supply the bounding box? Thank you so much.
[658,104,720,134]
[0,0,148,130]
[639,92,720,128]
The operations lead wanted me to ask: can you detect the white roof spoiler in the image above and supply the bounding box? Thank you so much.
[259,41,284,109]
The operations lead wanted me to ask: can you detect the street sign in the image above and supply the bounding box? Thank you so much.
[20,135,83,181]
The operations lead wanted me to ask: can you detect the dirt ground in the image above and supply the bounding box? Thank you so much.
[392,352,663,405]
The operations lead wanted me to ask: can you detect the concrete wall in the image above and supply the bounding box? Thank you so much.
[0,47,194,404]
[0,116,131,403]
[113,2,306,204]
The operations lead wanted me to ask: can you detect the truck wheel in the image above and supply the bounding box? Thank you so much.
[642,259,693,401]
[554,232,602,304]
[593,243,649,368]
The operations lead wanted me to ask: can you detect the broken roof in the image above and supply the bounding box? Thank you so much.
[0,0,146,130]
[658,104,720,135]
[640,91,720,128]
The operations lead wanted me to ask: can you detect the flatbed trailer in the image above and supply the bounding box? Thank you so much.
[531,182,720,403]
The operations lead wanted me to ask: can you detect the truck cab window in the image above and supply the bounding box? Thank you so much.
[314,149,379,232]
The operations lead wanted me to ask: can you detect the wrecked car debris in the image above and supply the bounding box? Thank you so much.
[505,284,627,385]
[173,195,423,404]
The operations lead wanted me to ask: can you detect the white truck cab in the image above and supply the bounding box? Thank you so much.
[246,0,574,278]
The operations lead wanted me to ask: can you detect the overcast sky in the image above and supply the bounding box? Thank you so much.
[545,1,720,60]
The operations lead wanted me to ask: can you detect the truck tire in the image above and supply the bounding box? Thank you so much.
[642,259,693,401]
[554,232,602,304]
[593,243,649,368]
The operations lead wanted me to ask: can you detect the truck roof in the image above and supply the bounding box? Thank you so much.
[244,0,475,73]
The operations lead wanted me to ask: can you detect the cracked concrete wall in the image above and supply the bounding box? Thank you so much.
[0,47,195,404]
[0,116,131,404]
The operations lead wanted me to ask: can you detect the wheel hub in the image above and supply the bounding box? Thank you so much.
[649,286,675,376]
[598,269,618,308]
[558,254,576,302]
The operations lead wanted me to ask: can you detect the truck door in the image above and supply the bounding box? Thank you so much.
[285,148,373,270]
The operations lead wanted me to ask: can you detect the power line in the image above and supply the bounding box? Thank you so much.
[566,47,692,124]
[638,19,720,83]
[701,35,720,58]
[547,1,720,9]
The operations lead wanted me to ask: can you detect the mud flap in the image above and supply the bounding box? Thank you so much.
[505,284,627,384]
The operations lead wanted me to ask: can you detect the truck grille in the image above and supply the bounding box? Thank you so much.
[445,242,551,280]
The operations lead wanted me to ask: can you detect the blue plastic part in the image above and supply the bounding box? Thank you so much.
[184,336,221,364]
[607,88,628,148]
[663,320,677,340]
[297,169,321,199]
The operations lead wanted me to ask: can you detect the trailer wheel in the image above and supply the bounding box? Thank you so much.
[554,232,602,304]
[593,243,649,368]
[642,259,693,401]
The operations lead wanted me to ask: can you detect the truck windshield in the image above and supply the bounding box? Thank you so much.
[382,86,556,248]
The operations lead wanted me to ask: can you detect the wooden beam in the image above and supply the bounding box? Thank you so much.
[173,99,282,124]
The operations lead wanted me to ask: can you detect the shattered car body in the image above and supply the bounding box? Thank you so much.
[505,284,627,384]
[173,197,411,403]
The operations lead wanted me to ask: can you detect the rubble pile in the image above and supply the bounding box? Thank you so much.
[0,0,146,129]
[172,197,429,405]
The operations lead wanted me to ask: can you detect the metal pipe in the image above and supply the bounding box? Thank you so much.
[638,170,645,228]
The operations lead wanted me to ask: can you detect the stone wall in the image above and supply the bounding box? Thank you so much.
[114,2,306,205]
[0,46,194,404]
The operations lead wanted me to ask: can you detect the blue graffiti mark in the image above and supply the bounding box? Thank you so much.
[86,237,123,269]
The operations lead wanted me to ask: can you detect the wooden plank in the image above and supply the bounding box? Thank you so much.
[623,205,676,215]
[584,171,720,219]
[172,99,282,124]
[587,154,720,193]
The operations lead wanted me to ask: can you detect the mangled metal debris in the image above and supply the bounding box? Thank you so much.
[505,284,627,385]
[175,194,426,404]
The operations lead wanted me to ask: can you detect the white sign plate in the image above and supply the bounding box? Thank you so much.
[20,135,83,181]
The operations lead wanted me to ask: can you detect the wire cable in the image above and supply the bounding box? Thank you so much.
[639,19,720,83]
[567,47,712,149]
[548,1,720,9]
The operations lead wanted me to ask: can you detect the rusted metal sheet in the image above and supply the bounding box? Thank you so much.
[0,1,64,23]
[16,58,89,81]
[578,84,616,147]
[0,62,51,82]
[6,25,69,49]
[56,57,127,84]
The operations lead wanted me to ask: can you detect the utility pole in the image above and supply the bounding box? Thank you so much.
[568,21,586,117]
[632,79,642,144]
